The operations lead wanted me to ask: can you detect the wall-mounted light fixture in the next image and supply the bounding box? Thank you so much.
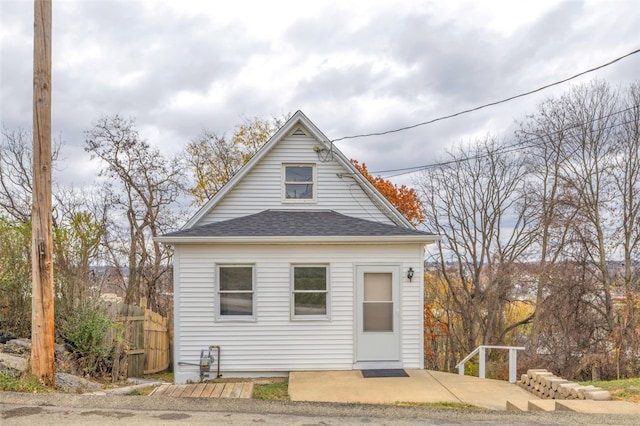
[407,267,414,282]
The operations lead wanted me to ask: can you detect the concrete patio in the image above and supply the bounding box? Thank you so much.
[288,369,535,410]
[288,369,640,414]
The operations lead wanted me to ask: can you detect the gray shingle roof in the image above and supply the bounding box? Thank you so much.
[163,210,434,238]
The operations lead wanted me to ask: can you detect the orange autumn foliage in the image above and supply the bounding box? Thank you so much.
[351,159,426,226]
[424,303,449,358]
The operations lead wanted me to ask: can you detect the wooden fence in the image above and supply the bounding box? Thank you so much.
[114,304,170,378]
[143,308,170,374]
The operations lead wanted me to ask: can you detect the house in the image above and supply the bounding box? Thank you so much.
[157,111,438,382]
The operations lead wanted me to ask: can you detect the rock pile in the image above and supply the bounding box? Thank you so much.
[518,369,611,401]
[0,338,103,393]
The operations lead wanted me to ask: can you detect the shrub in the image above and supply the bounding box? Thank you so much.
[58,304,124,377]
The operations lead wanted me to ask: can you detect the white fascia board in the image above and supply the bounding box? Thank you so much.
[155,234,440,245]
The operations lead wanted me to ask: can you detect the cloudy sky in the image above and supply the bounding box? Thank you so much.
[1,0,639,195]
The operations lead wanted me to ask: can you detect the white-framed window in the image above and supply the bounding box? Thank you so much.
[282,163,315,201]
[216,264,255,320]
[291,265,329,319]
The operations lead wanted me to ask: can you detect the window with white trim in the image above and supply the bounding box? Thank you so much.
[292,265,329,319]
[216,265,254,319]
[283,164,315,201]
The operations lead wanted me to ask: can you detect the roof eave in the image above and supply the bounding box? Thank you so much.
[155,235,440,245]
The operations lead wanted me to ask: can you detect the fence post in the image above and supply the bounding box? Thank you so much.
[508,347,518,383]
[479,346,486,379]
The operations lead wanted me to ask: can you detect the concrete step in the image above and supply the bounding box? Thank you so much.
[555,400,640,414]
[527,400,556,411]
[506,398,640,414]
[505,400,528,411]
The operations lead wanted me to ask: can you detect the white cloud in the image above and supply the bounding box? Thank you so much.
[1,0,638,192]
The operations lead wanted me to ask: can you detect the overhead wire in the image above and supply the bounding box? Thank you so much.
[371,104,640,178]
[330,47,640,143]
[373,104,637,174]
[380,116,640,179]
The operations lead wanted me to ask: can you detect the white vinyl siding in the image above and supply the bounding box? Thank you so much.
[199,130,394,225]
[172,243,424,382]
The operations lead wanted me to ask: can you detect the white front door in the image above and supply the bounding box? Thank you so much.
[355,265,401,363]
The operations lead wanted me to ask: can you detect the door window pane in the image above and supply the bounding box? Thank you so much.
[363,303,393,332]
[364,273,392,301]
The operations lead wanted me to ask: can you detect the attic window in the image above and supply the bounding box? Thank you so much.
[283,164,315,202]
[292,128,306,136]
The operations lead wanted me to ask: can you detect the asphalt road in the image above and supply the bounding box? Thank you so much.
[1,392,639,425]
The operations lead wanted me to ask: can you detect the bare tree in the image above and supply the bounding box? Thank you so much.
[516,80,640,379]
[516,96,580,354]
[85,115,185,311]
[609,83,640,378]
[613,83,640,301]
[0,129,107,335]
[555,80,619,331]
[417,136,533,360]
[0,128,60,222]
[52,186,107,318]
[0,216,32,336]
[532,260,608,379]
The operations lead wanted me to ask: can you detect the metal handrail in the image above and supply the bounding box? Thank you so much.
[455,345,525,383]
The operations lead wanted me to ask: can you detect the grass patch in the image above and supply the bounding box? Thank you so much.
[252,379,289,400]
[395,401,484,409]
[143,371,174,383]
[0,371,53,393]
[128,385,157,396]
[579,377,640,403]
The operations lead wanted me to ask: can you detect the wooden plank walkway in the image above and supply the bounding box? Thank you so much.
[150,382,254,399]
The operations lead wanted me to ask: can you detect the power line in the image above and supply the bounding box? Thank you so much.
[331,47,640,143]
[381,117,638,179]
[371,105,639,178]
[374,104,636,175]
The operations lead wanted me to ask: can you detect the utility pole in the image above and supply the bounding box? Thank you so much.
[32,0,55,386]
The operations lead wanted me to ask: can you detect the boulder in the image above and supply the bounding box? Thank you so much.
[55,372,103,393]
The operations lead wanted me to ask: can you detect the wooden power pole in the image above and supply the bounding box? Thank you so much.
[32,0,55,386]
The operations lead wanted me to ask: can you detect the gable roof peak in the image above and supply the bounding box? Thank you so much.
[182,111,413,230]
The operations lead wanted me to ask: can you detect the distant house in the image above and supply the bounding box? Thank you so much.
[157,111,438,382]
